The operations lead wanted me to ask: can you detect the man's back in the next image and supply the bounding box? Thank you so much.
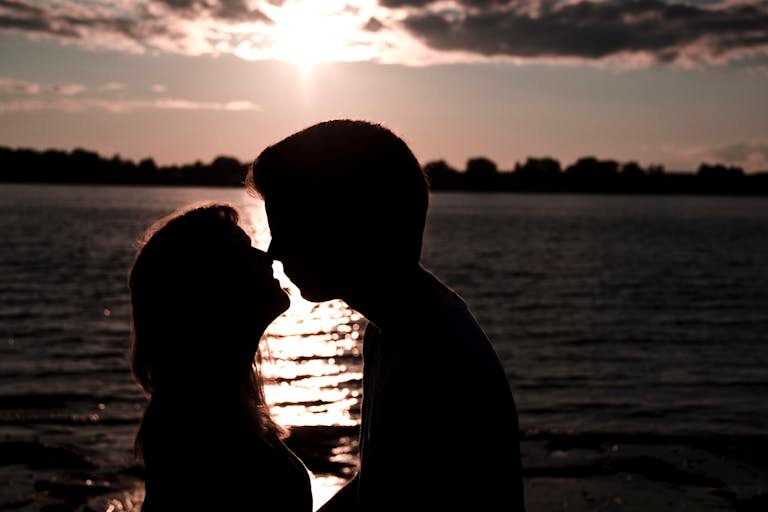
[358,272,525,510]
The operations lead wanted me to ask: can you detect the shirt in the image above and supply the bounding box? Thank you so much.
[357,275,525,510]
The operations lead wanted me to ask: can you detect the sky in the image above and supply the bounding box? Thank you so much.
[1,0,767,171]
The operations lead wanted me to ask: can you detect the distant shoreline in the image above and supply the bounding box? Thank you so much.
[2,145,767,195]
[3,181,768,198]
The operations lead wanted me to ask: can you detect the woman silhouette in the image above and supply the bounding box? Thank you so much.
[129,203,311,511]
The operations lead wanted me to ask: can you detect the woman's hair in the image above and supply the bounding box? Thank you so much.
[129,202,284,459]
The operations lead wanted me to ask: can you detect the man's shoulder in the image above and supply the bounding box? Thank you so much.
[423,286,487,343]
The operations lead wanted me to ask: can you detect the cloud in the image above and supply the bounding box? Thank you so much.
[0,0,269,55]
[746,64,768,77]
[100,81,126,91]
[378,0,434,6]
[0,96,262,113]
[0,76,88,95]
[150,83,167,93]
[662,140,768,171]
[0,77,42,94]
[363,16,384,32]
[713,141,768,170]
[0,0,43,15]
[152,0,272,22]
[1,0,767,68]
[397,0,768,66]
[50,82,86,95]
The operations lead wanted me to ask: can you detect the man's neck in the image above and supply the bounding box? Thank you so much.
[343,264,441,331]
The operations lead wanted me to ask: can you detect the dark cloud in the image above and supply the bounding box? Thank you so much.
[0,0,164,42]
[152,0,271,22]
[59,12,175,43]
[0,0,43,16]
[2,0,766,66]
[395,0,768,63]
[364,17,384,32]
[217,0,270,21]
[714,142,768,164]
[379,0,529,7]
[0,0,271,53]
[0,14,79,38]
[379,0,435,6]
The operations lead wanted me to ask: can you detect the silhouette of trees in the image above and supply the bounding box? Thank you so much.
[464,157,500,190]
[697,163,745,194]
[618,162,646,192]
[420,155,765,194]
[514,157,562,191]
[138,157,157,174]
[564,157,620,192]
[0,146,247,187]
[1,145,766,194]
[424,160,462,190]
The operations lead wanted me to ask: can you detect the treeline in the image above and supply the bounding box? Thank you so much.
[425,157,768,195]
[0,146,245,187]
[2,146,768,194]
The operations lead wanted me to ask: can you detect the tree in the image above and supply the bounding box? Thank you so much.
[424,160,461,190]
[565,157,620,191]
[138,157,157,173]
[514,157,562,190]
[209,156,245,186]
[697,163,745,193]
[464,157,499,190]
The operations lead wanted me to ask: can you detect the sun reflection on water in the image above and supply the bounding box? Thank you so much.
[242,202,362,506]
[242,222,364,428]
[261,278,364,427]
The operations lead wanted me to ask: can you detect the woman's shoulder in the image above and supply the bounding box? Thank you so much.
[142,420,312,511]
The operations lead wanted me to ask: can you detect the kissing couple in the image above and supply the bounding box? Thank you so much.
[129,120,525,511]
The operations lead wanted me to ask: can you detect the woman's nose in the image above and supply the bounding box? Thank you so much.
[249,246,273,264]
[266,241,279,261]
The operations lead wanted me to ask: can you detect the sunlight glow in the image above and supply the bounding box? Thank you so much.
[263,1,379,72]
[246,204,365,428]
[311,474,348,511]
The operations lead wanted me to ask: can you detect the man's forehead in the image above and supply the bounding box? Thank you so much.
[265,197,319,218]
[264,202,317,234]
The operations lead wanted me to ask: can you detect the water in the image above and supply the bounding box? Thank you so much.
[422,194,768,436]
[2,185,768,504]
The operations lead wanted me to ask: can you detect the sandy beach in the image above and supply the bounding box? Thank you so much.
[3,427,766,511]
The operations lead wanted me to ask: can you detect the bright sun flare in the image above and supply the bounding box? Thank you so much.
[272,0,348,71]
[267,1,375,72]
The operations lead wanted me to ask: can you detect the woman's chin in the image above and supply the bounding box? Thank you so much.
[274,288,291,315]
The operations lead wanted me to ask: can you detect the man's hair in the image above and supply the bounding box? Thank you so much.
[247,120,428,262]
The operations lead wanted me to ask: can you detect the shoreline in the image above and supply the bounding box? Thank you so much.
[2,427,766,511]
[3,180,768,198]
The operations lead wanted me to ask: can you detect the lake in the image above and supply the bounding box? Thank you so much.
[1,184,767,509]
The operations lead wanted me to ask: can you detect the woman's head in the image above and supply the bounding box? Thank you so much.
[129,203,289,397]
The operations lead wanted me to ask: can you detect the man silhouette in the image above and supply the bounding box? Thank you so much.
[248,120,525,511]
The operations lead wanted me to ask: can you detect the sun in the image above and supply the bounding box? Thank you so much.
[266,1,375,72]
[269,2,355,71]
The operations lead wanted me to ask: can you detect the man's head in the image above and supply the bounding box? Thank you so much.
[247,120,428,302]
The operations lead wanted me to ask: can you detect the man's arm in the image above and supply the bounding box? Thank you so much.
[316,474,358,512]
